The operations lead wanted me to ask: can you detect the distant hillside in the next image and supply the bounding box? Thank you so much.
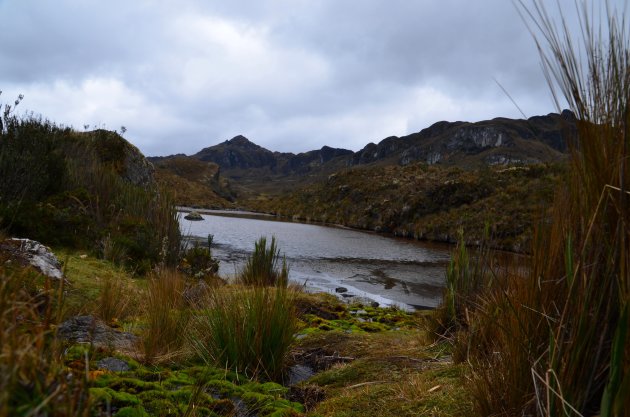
[150,156,235,208]
[250,162,566,252]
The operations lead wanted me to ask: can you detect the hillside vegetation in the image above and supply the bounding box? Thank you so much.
[250,162,564,252]
[151,156,235,208]
[0,102,180,273]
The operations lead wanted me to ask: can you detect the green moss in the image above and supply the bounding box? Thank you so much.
[90,387,140,407]
[114,405,150,417]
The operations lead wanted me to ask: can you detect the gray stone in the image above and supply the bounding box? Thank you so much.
[334,287,348,293]
[0,238,64,280]
[184,211,203,221]
[57,315,138,351]
[97,357,130,372]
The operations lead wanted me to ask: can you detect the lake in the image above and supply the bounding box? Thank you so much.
[180,210,452,310]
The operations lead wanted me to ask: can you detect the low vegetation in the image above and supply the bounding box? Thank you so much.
[0,102,181,274]
[251,162,564,252]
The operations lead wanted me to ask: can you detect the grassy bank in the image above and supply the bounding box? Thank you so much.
[0,246,470,417]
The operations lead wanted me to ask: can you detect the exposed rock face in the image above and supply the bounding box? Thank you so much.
[57,315,138,351]
[352,111,576,167]
[0,238,64,280]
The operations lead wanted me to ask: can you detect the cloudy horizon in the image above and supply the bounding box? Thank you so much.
[0,1,619,157]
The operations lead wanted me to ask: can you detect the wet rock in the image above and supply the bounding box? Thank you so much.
[57,315,138,351]
[334,287,348,293]
[0,238,64,280]
[184,211,203,221]
[97,357,130,372]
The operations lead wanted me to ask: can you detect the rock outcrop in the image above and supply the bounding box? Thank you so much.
[0,238,64,280]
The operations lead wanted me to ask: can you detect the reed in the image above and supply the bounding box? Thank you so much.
[449,2,630,415]
[190,285,298,382]
[139,268,190,364]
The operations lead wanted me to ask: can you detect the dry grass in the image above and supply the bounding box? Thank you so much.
[0,266,90,417]
[442,2,630,416]
[139,268,191,364]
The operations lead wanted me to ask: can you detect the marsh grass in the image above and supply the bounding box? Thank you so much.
[140,269,191,364]
[96,275,137,324]
[190,285,298,382]
[447,2,630,415]
[240,236,288,287]
[0,266,90,416]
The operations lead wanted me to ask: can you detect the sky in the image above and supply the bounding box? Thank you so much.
[0,0,619,156]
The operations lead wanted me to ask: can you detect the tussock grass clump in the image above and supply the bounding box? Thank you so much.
[95,275,137,324]
[240,236,288,287]
[445,2,630,416]
[139,269,190,364]
[191,285,298,382]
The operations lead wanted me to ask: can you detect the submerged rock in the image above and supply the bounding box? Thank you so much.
[0,238,64,280]
[184,211,203,221]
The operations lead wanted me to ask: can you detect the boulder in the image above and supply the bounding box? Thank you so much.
[184,211,203,221]
[57,315,138,351]
[0,238,64,280]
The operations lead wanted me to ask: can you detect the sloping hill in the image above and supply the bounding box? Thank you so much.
[150,156,235,208]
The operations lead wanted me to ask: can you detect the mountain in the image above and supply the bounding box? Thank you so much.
[190,111,574,175]
[151,111,576,204]
[193,135,354,175]
[351,110,575,167]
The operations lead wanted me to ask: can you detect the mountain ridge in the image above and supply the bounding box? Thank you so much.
[151,110,575,176]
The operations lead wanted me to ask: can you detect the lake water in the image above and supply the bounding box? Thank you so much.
[180,211,452,310]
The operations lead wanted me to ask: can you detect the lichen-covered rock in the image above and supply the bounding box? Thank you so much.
[0,238,64,280]
[57,315,138,351]
[97,357,131,372]
[184,211,203,221]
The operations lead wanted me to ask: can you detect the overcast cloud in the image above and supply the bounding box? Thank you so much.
[0,1,621,156]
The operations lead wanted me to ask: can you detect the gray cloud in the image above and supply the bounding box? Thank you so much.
[1,0,617,156]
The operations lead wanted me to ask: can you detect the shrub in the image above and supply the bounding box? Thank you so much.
[240,236,288,287]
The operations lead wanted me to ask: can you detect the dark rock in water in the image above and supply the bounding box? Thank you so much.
[184,211,203,221]
[57,315,138,351]
[97,357,130,372]
[335,287,348,293]
[0,238,64,280]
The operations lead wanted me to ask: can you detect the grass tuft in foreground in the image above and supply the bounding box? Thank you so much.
[190,285,298,382]
[440,2,630,415]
